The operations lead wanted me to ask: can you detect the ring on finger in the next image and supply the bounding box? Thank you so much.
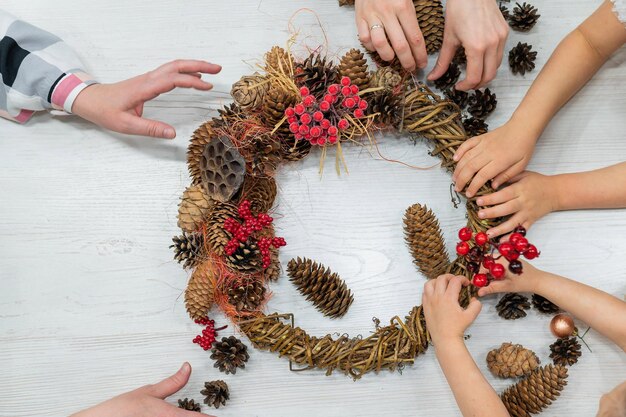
[369,23,384,31]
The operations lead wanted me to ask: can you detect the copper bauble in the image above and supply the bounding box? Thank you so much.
[550,313,576,338]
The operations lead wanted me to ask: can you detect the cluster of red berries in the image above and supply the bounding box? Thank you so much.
[192,317,227,351]
[285,76,368,146]
[223,200,287,269]
[455,226,540,288]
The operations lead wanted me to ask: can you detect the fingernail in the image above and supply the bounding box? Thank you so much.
[427,72,435,80]
[466,192,474,198]
[478,211,485,218]
[453,154,459,161]
[477,198,483,205]
[164,128,175,139]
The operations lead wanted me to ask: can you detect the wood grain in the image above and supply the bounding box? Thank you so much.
[0,1,625,416]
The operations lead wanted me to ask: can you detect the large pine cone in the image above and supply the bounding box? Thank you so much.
[369,67,403,90]
[549,337,582,366]
[210,336,250,374]
[264,248,281,281]
[231,73,268,111]
[433,63,460,91]
[496,293,530,320]
[171,232,206,269]
[225,240,263,274]
[261,87,298,139]
[444,88,469,109]
[295,54,339,98]
[487,342,540,378]
[338,48,370,91]
[415,0,444,54]
[243,133,282,177]
[501,365,568,417]
[188,121,217,186]
[509,2,540,32]
[280,137,312,161]
[509,42,537,75]
[227,279,267,313]
[178,185,213,233]
[239,176,278,215]
[178,398,201,412]
[287,257,354,318]
[531,293,560,314]
[205,202,239,255]
[184,265,215,320]
[468,88,497,119]
[404,204,450,280]
[367,89,403,127]
[201,380,229,409]
[265,46,294,75]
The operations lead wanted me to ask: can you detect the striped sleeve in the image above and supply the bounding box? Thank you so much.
[0,10,97,123]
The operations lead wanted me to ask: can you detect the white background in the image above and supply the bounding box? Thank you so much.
[0,1,625,416]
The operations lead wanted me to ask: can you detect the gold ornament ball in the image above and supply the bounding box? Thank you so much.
[550,313,575,338]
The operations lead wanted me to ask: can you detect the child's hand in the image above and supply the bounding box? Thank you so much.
[452,121,538,198]
[476,259,538,297]
[70,362,214,417]
[73,60,221,139]
[422,274,482,345]
[475,171,559,237]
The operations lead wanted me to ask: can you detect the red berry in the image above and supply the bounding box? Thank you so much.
[298,125,310,135]
[506,250,520,261]
[523,244,539,260]
[328,126,338,136]
[321,119,331,129]
[287,116,297,124]
[294,133,303,140]
[509,233,524,246]
[341,86,352,96]
[458,227,472,241]
[498,242,514,257]
[323,94,334,103]
[300,113,312,124]
[344,97,356,108]
[319,101,331,111]
[514,237,528,252]
[303,95,315,107]
[328,84,340,95]
[456,241,470,256]
[482,255,494,269]
[328,136,338,144]
[299,86,310,96]
[338,119,349,130]
[294,104,305,115]
[508,260,523,275]
[285,107,295,117]
[318,137,327,145]
[358,99,368,110]
[289,122,299,133]
[313,111,324,122]
[489,263,505,279]
[474,232,488,246]
[513,225,527,236]
[473,273,488,287]
[350,84,359,94]
[341,76,351,86]
[310,126,322,137]
[353,109,364,118]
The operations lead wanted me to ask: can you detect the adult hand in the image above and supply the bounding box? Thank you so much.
[73,60,221,139]
[70,362,213,417]
[355,0,428,71]
[428,0,508,90]
[422,274,482,345]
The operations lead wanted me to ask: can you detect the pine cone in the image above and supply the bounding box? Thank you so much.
[531,294,560,314]
[243,134,282,177]
[295,54,339,98]
[265,46,294,75]
[509,2,540,32]
[509,42,537,75]
[415,0,444,54]
[463,117,489,137]
[364,47,403,73]
[178,185,213,233]
[240,176,278,215]
[433,63,461,90]
[205,202,239,255]
[184,265,215,320]
[404,204,450,280]
[287,257,354,318]
[338,48,370,91]
[468,88,497,119]
[225,240,263,274]
[496,293,530,320]
[444,88,469,109]
[338,0,354,5]
[500,4,510,20]
[367,89,403,127]
[487,342,540,378]
[501,364,568,417]
[171,232,206,269]
[453,47,466,66]
[262,87,298,139]
[178,398,201,412]
[188,121,217,185]
[201,380,229,409]
[280,137,312,162]
[227,279,267,312]
[369,67,403,89]
[231,73,268,111]
[549,337,582,366]
[264,248,281,281]
[210,336,250,374]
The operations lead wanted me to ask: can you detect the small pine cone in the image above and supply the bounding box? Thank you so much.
[453,47,466,66]
[295,54,339,98]
[364,47,404,73]
[205,202,239,255]
[171,232,206,269]
[509,2,540,32]
[531,294,560,314]
[280,137,312,162]
[433,63,461,90]
[444,88,469,109]
[264,248,281,281]
[463,117,489,137]
[210,336,250,374]
[509,42,537,75]
[184,265,215,320]
[188,121,217,185]
[231,73,268,111]
[265,46,294,75]
[338,0,354,5]
[501,364,568,417]
[549,337,582,366]
[415,0,444,54]
[178,185,213,233]
[367,89,403,127]
[201,380,230,409]
[487,342,540,378]
[227,279,267,313]
[287,257,354,318]
[496,293,530,320]
[225,240,263,274]
[338,48,370,91]
[240,176,278,214]
[244,133,282,177]
[262,87,298,139]
[500,4,510,20]
[468,88,497,119]
[369,67,403,90]
[178,398,202,412]
[404,204,450,280]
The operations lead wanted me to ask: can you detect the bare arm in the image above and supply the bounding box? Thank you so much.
[553,162,626,211]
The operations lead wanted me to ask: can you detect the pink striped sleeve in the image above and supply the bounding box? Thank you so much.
[50,72,98,113]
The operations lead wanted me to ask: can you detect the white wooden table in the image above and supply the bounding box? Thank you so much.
[1,1,625,416]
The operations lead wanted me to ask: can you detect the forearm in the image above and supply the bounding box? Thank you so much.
[520,266,626,350]
[435,340,509,417]
[551,162,626,211]
[509,1,626,140]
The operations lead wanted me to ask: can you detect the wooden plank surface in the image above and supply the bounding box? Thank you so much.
[0,1,625,416]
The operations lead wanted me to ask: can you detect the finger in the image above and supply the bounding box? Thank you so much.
[465,297,483,320]
[357,17,374,50]
[384,17,416,70]
[465,162,504,197]
[478,199,519,220]
[476,187,514,207]
[134,103,144,117]
[453,136,480,163]
[397,9,428,69]
[477,281,508,297]
[435,274,455,295]
[148,362,192,399]
[183,72,203,78]
[456,48,484,91]
[370,22,395,62]
[445,275,467,300]
[427,36,458,81]
[121,114,176,139]
[486,214,522,238]
[142,74,213,100]
[423,279,436,298]
[478,44,499,88]
[492,161,526,189]
[159,59,222,75]
[454,152,487,192]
